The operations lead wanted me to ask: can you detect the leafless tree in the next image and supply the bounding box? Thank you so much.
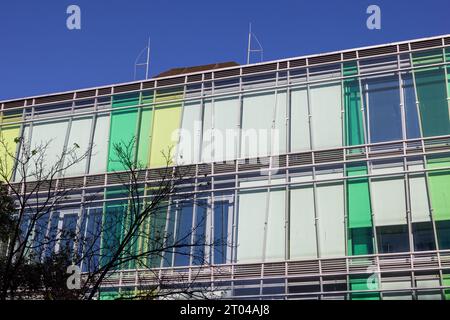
[0,135,232,300]
[76,139,230,300]
[0,134,91,300]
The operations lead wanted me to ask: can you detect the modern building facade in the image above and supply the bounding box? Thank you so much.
[1,34,450,300]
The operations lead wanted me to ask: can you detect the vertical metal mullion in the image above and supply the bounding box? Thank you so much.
[59,93,76,178]
[397,53,416,273]
[171,201,179,268]
[439,44,450,299]
[188,172,198,267]
[133,85,144,166]
[409,50,443,297]
[340,60,351,299]
[10,103,27,182]
[173,78,187,164]
[285,64,291,267]
[73,176,87,264]
[231,70,243,265]
[356,57,379,257]
[262,71,279,265]
[79,206,91,272]
[197,74,206,164]
[84,91,99,174]
[210,76,216,266]
[304,63,319,259]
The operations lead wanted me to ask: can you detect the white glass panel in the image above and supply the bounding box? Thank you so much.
[372,165,407,226]
[416,279,441,300]
[201,100,213,163]
[90,114,109,174]
[65,117,92,176]
[273,91,287,156]
[31,120,69,169]
[382,279,412,300]
[237,185,267,263]
[290,178,317,259]
[290,88,310,152]
[316,177,345,257]
[177,101,202,165]
[241,92,275,158]
[213,97,239,162]
[409,164,431,223]
[265,188,285,261]
[202,97,239,163]
[310,83,342,149]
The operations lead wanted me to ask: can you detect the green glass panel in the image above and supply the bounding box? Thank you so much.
[343,62,364,147]
[348,227,373,256]
[444,274,450,300]
[436,220,450,250]
[99,289,120,300]
[347,165,372,228]
[137,91,154,168]
[101,187,128,269]
[107,93,140,172]
[149,90,183,168]
[427,156,450,221]
[412,50,449,137]
[100,288,141,300]
[350,276,380,300]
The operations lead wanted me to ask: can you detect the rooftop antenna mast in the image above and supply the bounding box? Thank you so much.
[246,23,264,64]
[134,37,151,80]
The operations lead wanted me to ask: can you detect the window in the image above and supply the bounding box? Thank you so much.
[65,117,92,176]
[310,83,342,149]
[290,178,317,259]
[108,93,139,172]
[363,75,402,143]
[413,50,449,137]
[377,225,409,253]
[402,73,421,139]
[202,97,240,163]
[290,87,310,152]
[89,114,110,174]
[177,101,202,165]
[237,185,267,263]
[316,178,345,258]
[150,90,183,168]
[412,223,436,251]
[241,91,286,158]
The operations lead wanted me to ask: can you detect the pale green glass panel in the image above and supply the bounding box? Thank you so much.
[310,83,343,149]
[371,166,407,226]
[177,101,202,165]
[30,120,69,170]
[212,97,240,162]
[65,117,92,176]
[316,178,345,258]
[408,164,431,223]
[89,114,110,174]
[273,91,287,155]
[290,88,310,152]
[201,100,213,163]
[241,92,275,158]
[237,186,267,263]
[416,279,441,300]
[265,188,285,261]
[289,180,317,259]
[381,279,412,300]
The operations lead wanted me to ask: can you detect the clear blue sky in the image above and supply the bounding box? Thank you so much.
[0,0,448,101]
